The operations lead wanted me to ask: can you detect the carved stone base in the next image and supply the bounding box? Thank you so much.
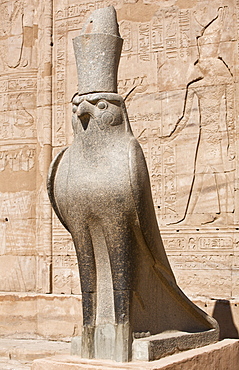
[72,328,218,362]
[132,329,218,361]
[32,339,239,370]
[72,323,131,362]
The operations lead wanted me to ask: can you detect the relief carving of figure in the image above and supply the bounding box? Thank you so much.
[161,7,235,225]
[0,0,38,70]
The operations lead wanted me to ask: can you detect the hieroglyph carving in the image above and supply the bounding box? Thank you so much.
[0,147,35,172]
[0,82,36,140]
[0,191,35,253]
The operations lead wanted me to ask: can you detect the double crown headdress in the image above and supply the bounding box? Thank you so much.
[73,6,123,96]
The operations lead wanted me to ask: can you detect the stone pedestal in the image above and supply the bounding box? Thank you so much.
[32,339,239,370]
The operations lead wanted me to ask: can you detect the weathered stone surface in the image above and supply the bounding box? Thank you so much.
[0,337,71,370]
[132,329,218,361]
[0,294,238,344]
[0,338,70,362]
[0,0,53,294]
[0,293,82,341]
[32,339,239,370]
[195,298,239,340]
[73,7,123,95]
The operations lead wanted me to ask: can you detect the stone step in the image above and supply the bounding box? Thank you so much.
[0,338,71,369]
[32,339,239,370]
[0,357,31,370]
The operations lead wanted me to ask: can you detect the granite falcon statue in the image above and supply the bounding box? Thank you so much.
[47,6,218,362]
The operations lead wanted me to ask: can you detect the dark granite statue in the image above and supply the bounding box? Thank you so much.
[47,6,219,362]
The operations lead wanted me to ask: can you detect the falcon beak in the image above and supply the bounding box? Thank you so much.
[77,100,93,130]
[79,113,90,131]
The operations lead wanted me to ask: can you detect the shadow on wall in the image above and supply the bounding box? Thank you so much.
[212,300,239,340]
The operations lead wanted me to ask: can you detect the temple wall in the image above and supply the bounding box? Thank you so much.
[1,0,239,337]
[0,0,53,294]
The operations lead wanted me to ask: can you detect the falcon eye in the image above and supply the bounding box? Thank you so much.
[97,100,108,110]
[72,95,81,106]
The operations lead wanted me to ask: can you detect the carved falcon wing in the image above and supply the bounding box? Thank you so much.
[128,137,176,283]
[47,147,70,232]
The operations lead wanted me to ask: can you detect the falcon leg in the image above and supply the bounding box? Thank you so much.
[72,227,97,359]
[103,220,134,361]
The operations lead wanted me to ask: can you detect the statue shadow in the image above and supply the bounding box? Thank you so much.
[212,299,239,340]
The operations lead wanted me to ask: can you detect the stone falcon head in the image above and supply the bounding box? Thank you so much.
[71,92,132,134]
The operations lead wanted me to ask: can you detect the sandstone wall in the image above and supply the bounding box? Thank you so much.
[0,0,52,293]
[1,0,239,323]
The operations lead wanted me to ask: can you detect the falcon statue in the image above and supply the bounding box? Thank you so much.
[47,6,218,362]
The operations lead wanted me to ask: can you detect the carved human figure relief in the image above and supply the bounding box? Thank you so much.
[0,0,38,70]
[160,7,235,225]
